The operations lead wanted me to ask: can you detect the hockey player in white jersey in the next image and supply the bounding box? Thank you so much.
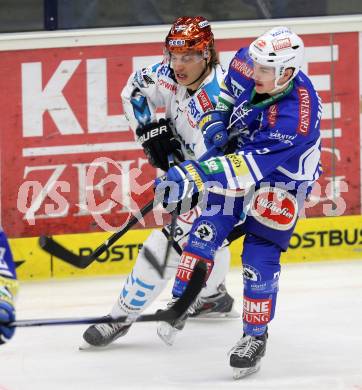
[82,16,242,348]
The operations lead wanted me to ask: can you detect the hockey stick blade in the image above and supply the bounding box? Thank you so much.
[39,235,92,269]
[11,261,207,328]
[38,198,156,269]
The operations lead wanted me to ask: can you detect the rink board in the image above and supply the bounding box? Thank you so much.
[0,30,361,236]
[10,214,362,281]
[1,20,362,282]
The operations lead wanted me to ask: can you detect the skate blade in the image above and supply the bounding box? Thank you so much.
[79,341,93,351]
[78,341,108,351]
[157,322,178,346]
[193,308,240,319]
[232,362,260,380]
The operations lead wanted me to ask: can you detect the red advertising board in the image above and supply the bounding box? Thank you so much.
[300,33,360,218]
[0,32,360,238]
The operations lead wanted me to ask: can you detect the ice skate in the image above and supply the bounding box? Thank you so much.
[228,331,268,379]
[157,297,189,346]
[189,283,239,319]
[81,316,132,348]
[157,285,238,346]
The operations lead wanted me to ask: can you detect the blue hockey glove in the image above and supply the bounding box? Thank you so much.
[0,286,15,344]
[198,110,230,150]
[154,160,210,212]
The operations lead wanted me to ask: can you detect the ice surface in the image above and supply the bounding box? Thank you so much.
[1,260,362,390]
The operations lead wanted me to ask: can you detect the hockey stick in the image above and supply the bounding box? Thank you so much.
[142,124,245,277]
[39,198,157,269]
[143,198,178,279]
[143,154,178,278]
[39,147,218,269]
[39,154,177,270]
[11,261,207,328]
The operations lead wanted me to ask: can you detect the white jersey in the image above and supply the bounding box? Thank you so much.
[121,62,224,160]
[104,62,237,322]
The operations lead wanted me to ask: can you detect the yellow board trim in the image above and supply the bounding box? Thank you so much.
[9,215,362,281]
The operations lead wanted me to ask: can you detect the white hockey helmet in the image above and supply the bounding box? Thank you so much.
[248,26,304,90]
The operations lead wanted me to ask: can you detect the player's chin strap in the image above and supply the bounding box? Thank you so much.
[269,80,292,95]
[270,68,296,94]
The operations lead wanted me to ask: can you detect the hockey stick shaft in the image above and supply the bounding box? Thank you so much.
[39,147,218,269]
[11,261,207,327]
[160,154,178,277]
[142,153,177,278]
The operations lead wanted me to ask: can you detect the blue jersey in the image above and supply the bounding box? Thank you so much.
[0,229,16,280]
[194,48,323,249]
[0,228,17,309]
[217,48,255,110]
[214,48,322,194]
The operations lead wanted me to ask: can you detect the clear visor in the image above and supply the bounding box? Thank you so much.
[252,62,276,82]
[241,50,276,82]
[164,49,205,65]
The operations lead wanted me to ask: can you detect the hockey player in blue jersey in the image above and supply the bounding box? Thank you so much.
[0,228,18,344]
[154,26,322,378]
